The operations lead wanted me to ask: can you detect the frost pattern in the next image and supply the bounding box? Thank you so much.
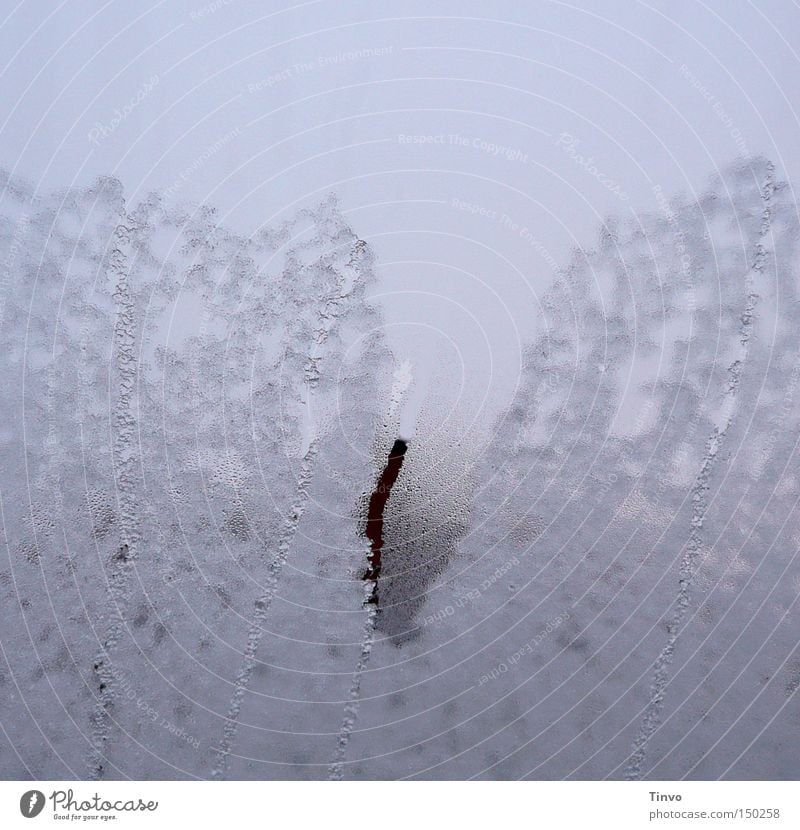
[2,158,799,780]
[343,158,800,780]
[624,164,777,780]
[0,172,391,779]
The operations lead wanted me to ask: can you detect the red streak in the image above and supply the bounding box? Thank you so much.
[363,439,407,592]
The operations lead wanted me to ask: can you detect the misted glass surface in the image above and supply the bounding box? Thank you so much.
[1,2,799,782]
